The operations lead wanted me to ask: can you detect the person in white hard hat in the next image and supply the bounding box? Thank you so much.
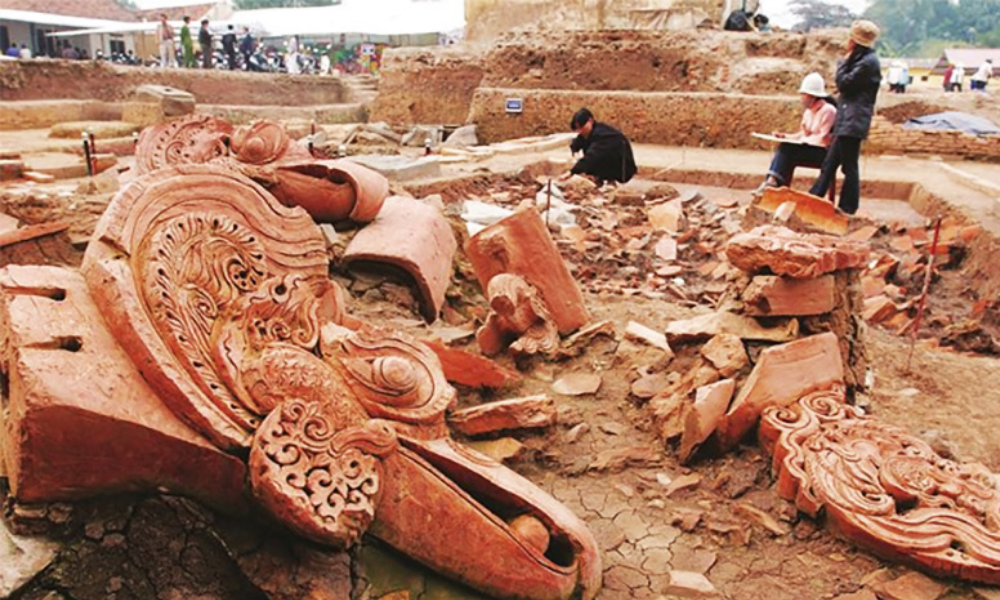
[754,72,838,193]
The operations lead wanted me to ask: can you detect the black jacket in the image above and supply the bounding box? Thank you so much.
[199,28,212,49]
[222,33,237,53]
[570,122,637,184]
[832,46,882,139]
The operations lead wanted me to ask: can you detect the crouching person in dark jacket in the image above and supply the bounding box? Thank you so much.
[809,20,881,215]
[562,108,637,186]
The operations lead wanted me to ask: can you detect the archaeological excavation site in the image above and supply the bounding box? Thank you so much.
[2,1,1000,600]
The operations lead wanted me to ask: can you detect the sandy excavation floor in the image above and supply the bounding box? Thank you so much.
[3,149,1000,600]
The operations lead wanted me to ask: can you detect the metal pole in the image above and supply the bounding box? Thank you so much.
[82,140,93,177]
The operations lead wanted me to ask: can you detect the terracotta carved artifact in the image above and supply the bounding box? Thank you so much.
[760,388,1000,585]
[477,273,561,358]
[725,225,870,279]
[133,115,388,225]
[0,164,600,600]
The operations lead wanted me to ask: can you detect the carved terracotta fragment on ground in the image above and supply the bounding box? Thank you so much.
[476,273,561,358]
[342,195,457,321]
[1,164,600,600]
[761,389,1000,585]
[134,113,234,175]
[466,209,591,335]
[725,225,870,279]
[133,115,388,225]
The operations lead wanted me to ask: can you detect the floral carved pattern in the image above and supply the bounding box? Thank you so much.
[249,398,398,547]
[140,212,268,432]
[135,115,234,175]
[760,389,1000,584]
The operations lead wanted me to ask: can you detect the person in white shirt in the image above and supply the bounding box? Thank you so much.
[949,62,965,92]
[157,13,177,68]
[18,44,31,59]
[971,60,993,92]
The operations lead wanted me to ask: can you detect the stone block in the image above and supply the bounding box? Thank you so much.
[447,395,557,437]
[875,572,948,600]
[122,101,167,127]
[716,332,844,451]
[742,275,836,316]
[343,196,457,321]
[48,120,142,139]
[133,84,196,117]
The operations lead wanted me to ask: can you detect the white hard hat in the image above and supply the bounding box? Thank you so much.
[798,72,829,98]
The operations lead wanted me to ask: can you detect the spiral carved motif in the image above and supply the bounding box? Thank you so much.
[249,398,398,547]
[761,389,1000,584]
[135,115,234,175]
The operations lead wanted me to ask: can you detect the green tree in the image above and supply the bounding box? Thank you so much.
[233,0,340,9]
[789,0,857,31]
[864,0,1000,56]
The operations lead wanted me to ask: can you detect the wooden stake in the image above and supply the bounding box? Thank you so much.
[907,217,942,370]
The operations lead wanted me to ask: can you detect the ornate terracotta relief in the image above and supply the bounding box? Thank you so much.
[760,389,1000,584]
[133,116,387,225]
[477,273,561,358]
[2,164,599,600]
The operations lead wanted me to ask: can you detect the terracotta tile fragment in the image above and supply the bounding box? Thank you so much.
[447,395,557,437]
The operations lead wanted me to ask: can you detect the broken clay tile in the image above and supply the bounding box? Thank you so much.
[625,321,675,356]
[665,311,799,344]
[23,171,55,184]
[664,473,703,497]
[589,446,661,473]
[742,275,836,317]
[631,372,672,399]
[831,591,878,600]
[725,225,870,278]
[465,438,525,463]
[698,334,749,378]
[733,503,790,536]
[773,200,797,223]
[343,196,457,322]
[657,265,685,277]
[447,395,557,438]
[648,199,685,233]
[423,339,521,389]
[874,572,948,600]
[561,319,616,356]
[0,221,71,249]
[862,295,898,324]
[552,373,602,396]
[655,236,678,261]
[678,379,735,464]
[664,570,719,598]
[715,332,844,451]
[847,225,879,242]
[757,187,848,235]
[466,209,590,335]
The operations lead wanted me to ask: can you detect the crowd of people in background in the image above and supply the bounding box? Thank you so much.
[942,59,993,92]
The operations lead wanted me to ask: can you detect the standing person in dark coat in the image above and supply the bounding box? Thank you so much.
[562,108,637,186]
[199,20,212,69]
[222,25,237,70]
[808,20,881,215]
